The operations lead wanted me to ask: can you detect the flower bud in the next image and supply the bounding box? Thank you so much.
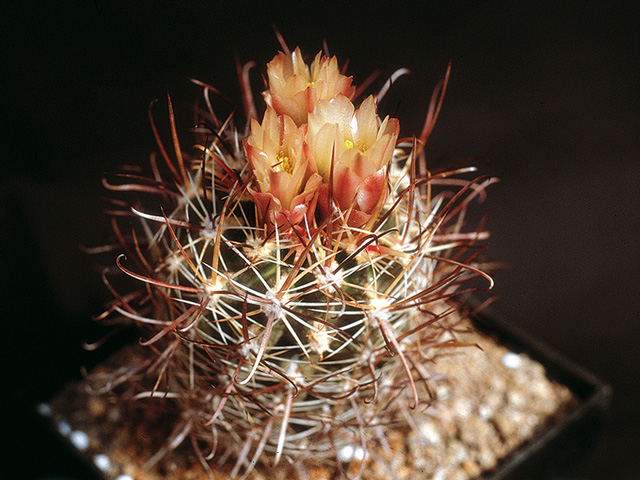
[264,47,355,126]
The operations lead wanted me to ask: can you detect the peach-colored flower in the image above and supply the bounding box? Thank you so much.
[306,95,400,227]
[244,107,321,229]
[264,47,355,126]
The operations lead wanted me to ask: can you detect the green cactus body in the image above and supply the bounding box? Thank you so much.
[98,48,494,479]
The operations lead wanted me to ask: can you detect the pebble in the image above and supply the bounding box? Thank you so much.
[337,444,365,462]
[56,419,72,436]
[452,397,474,420]
[478,403,492,420]
[88,397,107,417]
[36,402,51,417]
[462,460,482,478]
[94,454,112,471]
[432,467,448,480]
[70,430,90,451]
[451,440,469,463]
[477,446,498,470]
[501,352,523,369]
[507,390,526,408]
[418,421,442,446]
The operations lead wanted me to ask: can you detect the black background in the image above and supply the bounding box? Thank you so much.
[1,2,638,479]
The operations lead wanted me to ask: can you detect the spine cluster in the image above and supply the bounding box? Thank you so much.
[97,45,494,479]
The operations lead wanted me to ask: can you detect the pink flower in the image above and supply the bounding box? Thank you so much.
[264,47,355,126]
[244,107,322,229]
[306,94,400,227]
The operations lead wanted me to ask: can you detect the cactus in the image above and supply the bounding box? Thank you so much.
[96,45,495,479]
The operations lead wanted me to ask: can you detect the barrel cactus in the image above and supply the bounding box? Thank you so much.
[97,44,495,479]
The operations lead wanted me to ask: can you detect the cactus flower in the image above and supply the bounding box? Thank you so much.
[244,107,322,229]
[307,94,400,226]
[264,47,355,126]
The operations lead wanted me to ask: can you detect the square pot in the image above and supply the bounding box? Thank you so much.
[31,307,611,480]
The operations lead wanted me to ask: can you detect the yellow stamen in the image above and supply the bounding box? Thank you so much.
[344,139,367,152]
[273,151,294,174]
